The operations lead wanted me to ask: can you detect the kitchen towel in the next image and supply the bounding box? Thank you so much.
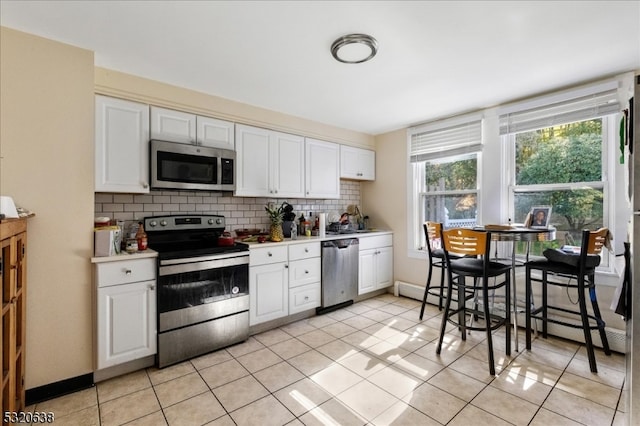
[319,213,326,238]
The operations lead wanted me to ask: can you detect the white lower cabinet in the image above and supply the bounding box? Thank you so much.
[95,257,157,369]
[358,235,393,295]
[249,246,289,326]
[249,242,321,325]
[288,242,321,315]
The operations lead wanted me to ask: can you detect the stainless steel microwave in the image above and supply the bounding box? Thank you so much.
[150,140,235,192]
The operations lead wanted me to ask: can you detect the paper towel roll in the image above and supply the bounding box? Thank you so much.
[319,213,326,238]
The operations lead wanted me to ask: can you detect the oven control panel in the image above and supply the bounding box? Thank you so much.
[145,214,225,232]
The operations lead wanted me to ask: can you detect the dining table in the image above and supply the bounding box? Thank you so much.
[474,225,557,351]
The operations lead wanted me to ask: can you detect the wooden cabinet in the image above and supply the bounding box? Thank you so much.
[288,242,321,315]
[341,145,375,180]
[150,106,234,149]
[94,257,157,369]
[358,234,393,295]
[235,124,305,198]
[305,138,341,199]
[249,246,289,325]
[1,218,28,414]
[95,95,150,193]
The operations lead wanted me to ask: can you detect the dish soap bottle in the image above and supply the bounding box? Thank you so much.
[135,222,148,251]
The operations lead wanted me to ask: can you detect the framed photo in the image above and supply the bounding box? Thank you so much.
[529,206,552,229]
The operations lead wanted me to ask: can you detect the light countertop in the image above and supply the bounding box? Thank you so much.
[91,248,158,263]
[244,230,392,249]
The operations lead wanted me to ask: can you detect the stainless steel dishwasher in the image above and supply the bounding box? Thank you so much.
[318,238,359,314]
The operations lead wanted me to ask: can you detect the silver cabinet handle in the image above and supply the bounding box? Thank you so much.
[268,252,273,257]
[284,264,289,269]
[304,248,309,253]
[305,270,309,274]
[124,269,132,275]
[149,284,155,290]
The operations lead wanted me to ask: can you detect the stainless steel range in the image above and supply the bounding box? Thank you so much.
[144,214,249,368]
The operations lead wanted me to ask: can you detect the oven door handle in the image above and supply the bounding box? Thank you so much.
[159,255,249,276]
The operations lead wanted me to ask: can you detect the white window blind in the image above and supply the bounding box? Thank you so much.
[410,118,482,162]
[499,86,620,135]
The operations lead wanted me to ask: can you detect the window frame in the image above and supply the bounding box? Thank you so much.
[407,114,482,258]
[501,102,618,272]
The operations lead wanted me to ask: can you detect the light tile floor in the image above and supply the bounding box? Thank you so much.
[30,294,627,425]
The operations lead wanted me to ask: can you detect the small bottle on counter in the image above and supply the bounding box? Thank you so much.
[290,222,297,240]
[135,222,148,251]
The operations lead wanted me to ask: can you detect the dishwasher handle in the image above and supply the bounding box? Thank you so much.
[322,238,359,249]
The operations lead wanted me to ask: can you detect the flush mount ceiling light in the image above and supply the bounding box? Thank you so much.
[331,34,378,64]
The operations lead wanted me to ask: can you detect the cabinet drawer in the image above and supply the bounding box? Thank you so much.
[250,245,288,266]
[358,234,393,251]
[95,258,156,287]
[288,242,321,261]
[289,257,321,288]
[289,282,320,315]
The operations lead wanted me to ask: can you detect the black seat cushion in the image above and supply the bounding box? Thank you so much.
[542,248,601,269]
[449,257,511,277]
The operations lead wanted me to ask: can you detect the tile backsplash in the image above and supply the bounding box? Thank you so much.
[95,180,361,234]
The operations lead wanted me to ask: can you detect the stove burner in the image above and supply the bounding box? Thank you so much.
[144,214,248,258]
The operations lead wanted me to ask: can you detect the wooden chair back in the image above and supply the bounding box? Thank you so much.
[441,228,488,257]
[585,227,609,255]
[423,221,443,252]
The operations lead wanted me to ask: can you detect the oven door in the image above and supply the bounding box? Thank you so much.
[157,253,249,332]
[150,139,235,191]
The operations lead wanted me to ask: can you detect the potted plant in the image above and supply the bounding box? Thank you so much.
[265,202,285,242]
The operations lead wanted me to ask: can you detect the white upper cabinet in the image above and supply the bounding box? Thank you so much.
[270,131,305,198]
[305,138,340,199]
[150,106,196,144]
[340,145,375,180]
[95,95,150,193]
[197,116,235,149]
[150,106,234,149]
[235,124,304,198]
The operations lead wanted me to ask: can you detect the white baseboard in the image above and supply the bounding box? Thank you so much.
[394,280,626,353]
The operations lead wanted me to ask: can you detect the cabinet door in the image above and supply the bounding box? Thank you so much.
[249,262,288,325]
[150,106,196,144]
[235,124,270,197]
[358,149,376,180]
[358,249,376,295]
[305,138,340,199]
[197,116,235,149]
[375,246,393,289]
[97,280,157,369]
[340,146,375,180]
[271,131,305,198]
[95,96,150,193]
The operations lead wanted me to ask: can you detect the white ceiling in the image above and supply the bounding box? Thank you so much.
[1,1,639,135]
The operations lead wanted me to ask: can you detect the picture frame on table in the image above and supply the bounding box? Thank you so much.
[527,206,552,229]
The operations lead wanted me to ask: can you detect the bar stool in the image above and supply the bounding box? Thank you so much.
[525,228,611,373]
[419,222,447,318]
[436,228,512,376]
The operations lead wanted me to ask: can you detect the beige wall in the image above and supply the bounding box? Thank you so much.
[364,129,427,287]
[0,27,95,388]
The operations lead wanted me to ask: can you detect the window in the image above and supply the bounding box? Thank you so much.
[500,84,619,262]
[408,116,481,252]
